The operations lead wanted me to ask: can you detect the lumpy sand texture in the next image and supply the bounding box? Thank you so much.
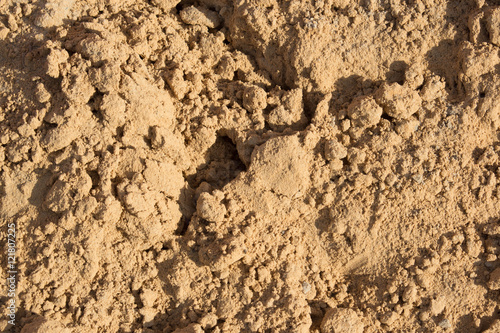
[2,0,500,332]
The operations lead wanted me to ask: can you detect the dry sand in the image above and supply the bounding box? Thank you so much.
[1,0,500,332]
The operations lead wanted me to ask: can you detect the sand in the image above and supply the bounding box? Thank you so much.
[1,0,500,332]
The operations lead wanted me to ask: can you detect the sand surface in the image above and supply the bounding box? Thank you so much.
[1,0,500,332]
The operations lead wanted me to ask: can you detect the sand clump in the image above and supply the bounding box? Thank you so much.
[1,0,500,332]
